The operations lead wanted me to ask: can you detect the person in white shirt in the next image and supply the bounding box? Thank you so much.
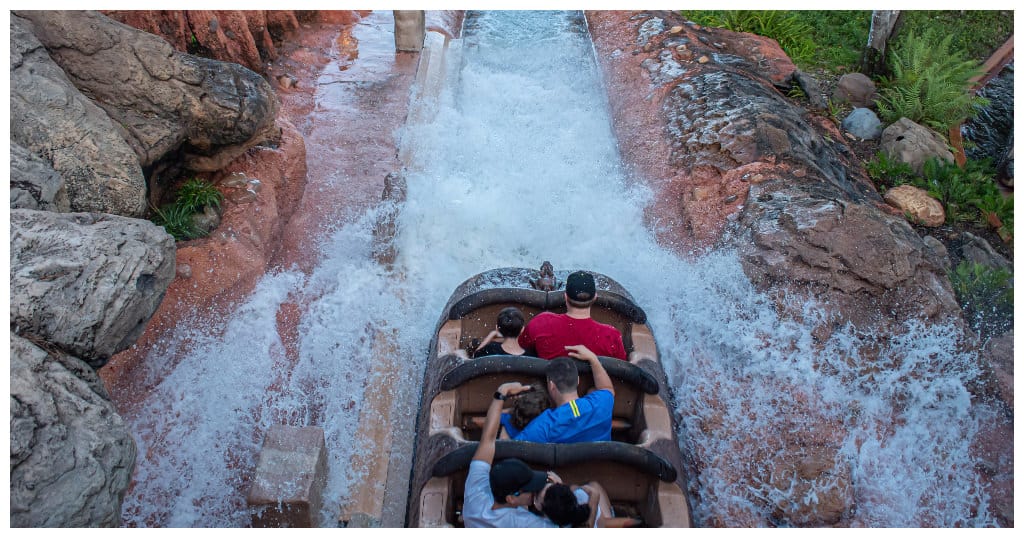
[462,382,555,528]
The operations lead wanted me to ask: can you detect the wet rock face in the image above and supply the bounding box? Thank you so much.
[15,10,280,176]
[10,14,147,217]
[590,10,956,334]
[10,332,137,527]
[666,69,872,204]
[588,11,971,526]
[9,209,176,368]
[732,180,959,329]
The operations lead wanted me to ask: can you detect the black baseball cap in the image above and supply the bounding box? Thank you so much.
[490,458,548,500]
[565,271,596,302]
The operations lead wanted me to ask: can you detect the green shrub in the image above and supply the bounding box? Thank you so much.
[868,154,1013,231]
[919,158,977,223]
[866,151,916,189]
[949,260,1013,336]
[150,178,222,241]
[875,29,989,132]
[176,177,223,214]
[151,202,203,241]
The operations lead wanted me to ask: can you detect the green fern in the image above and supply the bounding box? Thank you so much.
[877,29,989,131]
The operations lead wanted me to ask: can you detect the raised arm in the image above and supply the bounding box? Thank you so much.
[564,345,614,396]
[472,382,532,464]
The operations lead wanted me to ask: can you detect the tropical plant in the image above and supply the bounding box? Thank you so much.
[150,178,222,241]
[176,177,223,214]
[866,151,916,185]
[151,202,203,241]
[919,157,977,223]
[875,29,989,132]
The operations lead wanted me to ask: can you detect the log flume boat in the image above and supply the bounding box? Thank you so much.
[405,263,692,527]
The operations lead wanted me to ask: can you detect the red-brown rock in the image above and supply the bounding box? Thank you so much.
[102,10,314,73]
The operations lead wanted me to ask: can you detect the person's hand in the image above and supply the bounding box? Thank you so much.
[564,344,598,362]
[497,382,532,398]
[476,330,504,351]
[546,471,563,484]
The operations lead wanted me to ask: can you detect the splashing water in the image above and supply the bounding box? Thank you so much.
[119,11,995,527]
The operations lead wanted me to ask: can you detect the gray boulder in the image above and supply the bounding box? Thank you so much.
[841,107,882,140]
[880,117,955,175]
[10,142,71,212]
[9,209,176,367]
[960,231,1012,272]
[15,10,280,174]
[9,14,147,217]
[10,332,137,527]
[832,72,877,108]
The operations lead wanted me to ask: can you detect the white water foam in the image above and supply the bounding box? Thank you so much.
[119,10,996,527]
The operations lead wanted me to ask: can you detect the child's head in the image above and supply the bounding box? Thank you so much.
[510,385,551,430]
[496,307,525,338]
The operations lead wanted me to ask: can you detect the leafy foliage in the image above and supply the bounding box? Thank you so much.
[898,11,1013,62]
[150,178,223,241]
[865,151,916,190]
[919,157,978,223]
[681,11,816,66]
[151,202,203,241]
[868,154,1012,232]
[949,260,1013,336]
[176,177,223,214]
[875,29,989,132]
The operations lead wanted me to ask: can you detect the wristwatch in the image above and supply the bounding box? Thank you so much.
[494,391,506,401]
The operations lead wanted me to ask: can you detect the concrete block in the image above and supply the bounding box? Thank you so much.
[247,425,328,527]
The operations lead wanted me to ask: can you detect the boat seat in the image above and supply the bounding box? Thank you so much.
[441,355,658,395]
[432,440,677,483]
[462,415,633,434]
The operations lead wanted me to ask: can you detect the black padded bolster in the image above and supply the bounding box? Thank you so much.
[447,288,646,324]
[448,288,549,320]
[432,440,677,483]
[440,355,658,395]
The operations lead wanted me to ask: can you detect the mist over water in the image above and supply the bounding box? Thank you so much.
[120,11,994,527]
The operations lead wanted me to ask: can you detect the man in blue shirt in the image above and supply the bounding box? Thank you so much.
[513,344,615,443]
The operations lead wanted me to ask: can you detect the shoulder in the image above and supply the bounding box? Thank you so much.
[583,389,614,406]
[529,312,562,324]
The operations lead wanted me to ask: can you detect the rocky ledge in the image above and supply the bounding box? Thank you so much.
[587,10,1011,527]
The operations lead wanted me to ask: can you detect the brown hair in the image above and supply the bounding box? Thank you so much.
[510,386,551,430]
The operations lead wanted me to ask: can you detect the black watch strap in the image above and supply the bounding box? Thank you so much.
[494,391,506,401]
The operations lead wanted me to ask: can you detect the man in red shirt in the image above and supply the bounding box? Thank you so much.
[518,271,628,360]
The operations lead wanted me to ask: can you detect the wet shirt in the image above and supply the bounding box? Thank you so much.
[517,312,627,360]
[513,389,613,443]
[463,460,557,528]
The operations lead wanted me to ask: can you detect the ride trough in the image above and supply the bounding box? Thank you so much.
[405,263,693,527]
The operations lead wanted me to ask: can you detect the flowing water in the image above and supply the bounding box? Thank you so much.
[119,11,996,527]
